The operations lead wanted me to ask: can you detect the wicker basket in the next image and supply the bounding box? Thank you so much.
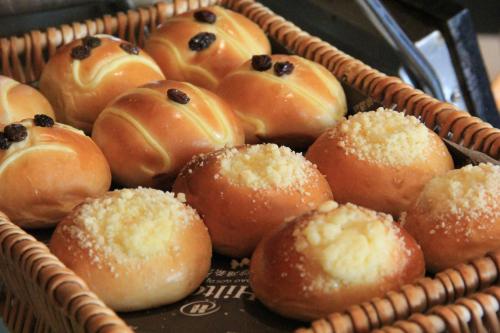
[0,1,498,332]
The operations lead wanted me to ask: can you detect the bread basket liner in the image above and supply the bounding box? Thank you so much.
[0,0,499,332]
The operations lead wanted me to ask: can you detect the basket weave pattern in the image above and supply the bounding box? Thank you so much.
[0,1,499,332]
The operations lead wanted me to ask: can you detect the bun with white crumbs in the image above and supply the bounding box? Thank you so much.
[50,188,212,312]
[306,108,453,216]
[402,163,500,272]
[250,201,425,321]
[173,144,333,257]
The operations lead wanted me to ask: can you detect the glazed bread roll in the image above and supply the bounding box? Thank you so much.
[250,201,425,321]
[40,35,164,132]
[493,74,500,110]
[306,108,453,216]
[92,80,244,188]
[0,75,55,125]
[217,54,347,149]
[144,6,270,90]
[0,117,111,228]
[50,188,212,312]
[173,144,333,257]
[402,163,500,272]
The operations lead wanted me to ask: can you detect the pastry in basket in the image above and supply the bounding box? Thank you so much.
[217,54,347,149]
[402,163,500,272]
[144,6,270,90]
[39,35,164,133]
[306,108,453,216]
[250,201,425,321]
[0,75,55,125]
[92,80,244,188]
[50,188,212,312]
[172,143,333,257]
[0,116,111,228]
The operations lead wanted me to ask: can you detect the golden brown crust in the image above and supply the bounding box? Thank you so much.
[172,145,333,257]
[144,6,270,90]
[49,190,212,312]
[39,35,164,132]
[402,164,500,272]
[216,55,347,149]
[92,80,244,188]
[0,76,55,125]
[306,121,453,216]
[0,120,111,228]
[250,207,425,321]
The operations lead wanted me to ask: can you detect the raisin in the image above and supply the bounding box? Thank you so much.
[71,45,91,60]
[274,61,295,76]
[82,36,101,49]
[188,32,216,51]
[194,10,217,24]
[0,133,11,150]
[120,43,140,55]
[4,124,27,142]
[167,89,190,104]
[34,114,55,128]
[251,55,272,71]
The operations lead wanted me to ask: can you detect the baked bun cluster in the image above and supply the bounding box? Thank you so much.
[40,35,164,132]
[250,201,425,321]
[307,108,453,216]
[173,144,333,257]
[0,117,111,228]
[50,188,212,312]
[144,6,270,90]
[92,80,244,188]
[217,54,347,149]
[403,163,500,272]
[0,76,55,126]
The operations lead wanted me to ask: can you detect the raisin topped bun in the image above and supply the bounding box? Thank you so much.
[144,6,270,90]
[40,35,164,132]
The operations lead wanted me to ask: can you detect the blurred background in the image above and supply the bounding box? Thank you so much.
[0,0,498,125]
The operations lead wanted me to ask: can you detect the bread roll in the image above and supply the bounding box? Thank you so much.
[39,35,164,132]
[0,75,55,125]
[306,108,454,216]
[144,6,270,90]
[217,54,347,149]
[250,201,425,321]
[92,80,244,188]
[0,117,111,228]
[50,188,212,312]
[402,163,500,272]
[173,144,333,257]
[492,74,500,111]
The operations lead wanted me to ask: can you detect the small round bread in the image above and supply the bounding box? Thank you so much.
[0,75,55,125]
[39,35,164,132]
[172,144,333,257]
[50,188,212,312]
[493,74,500,110]
[216,54,347,149]
[0,117,111,228]
[402,163,500,272]
[306,108,453,216]
[92,80,244,188]
[144,6,270,90]
[250,201,425,321]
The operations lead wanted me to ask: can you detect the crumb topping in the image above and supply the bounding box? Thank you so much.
[332,108,432,166]
[412,163,500,236]
[293,202,406,288]
[61,188,198,269]
[217,144,316,190]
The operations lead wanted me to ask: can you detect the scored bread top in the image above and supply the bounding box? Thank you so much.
[331,108,437,166]
[60,188,198,269]
[293,201,407,290]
